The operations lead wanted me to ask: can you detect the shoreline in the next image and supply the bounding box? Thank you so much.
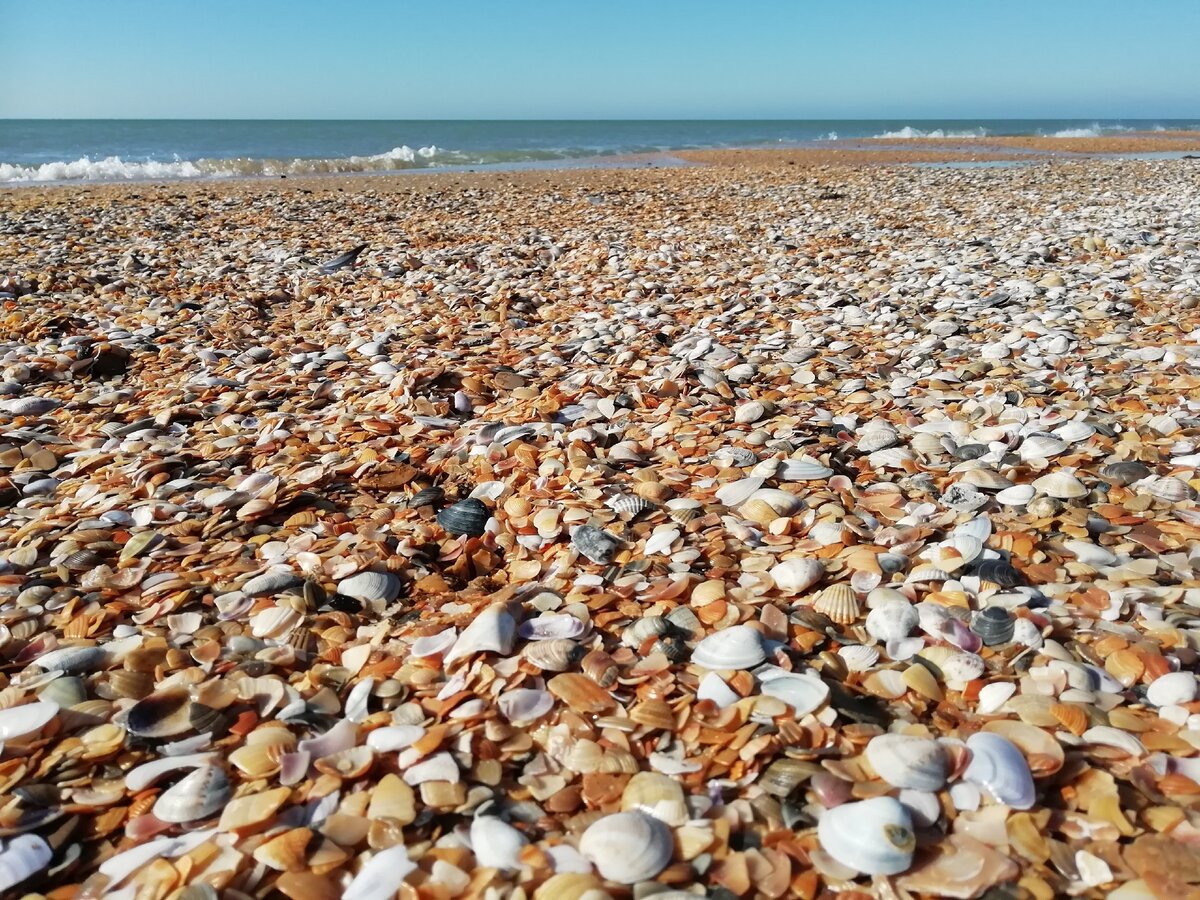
[3,133,1199,192]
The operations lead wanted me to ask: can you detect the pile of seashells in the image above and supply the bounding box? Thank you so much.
[0,158,1199,898]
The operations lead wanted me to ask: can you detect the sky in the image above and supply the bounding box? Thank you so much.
[4,0,1199,119]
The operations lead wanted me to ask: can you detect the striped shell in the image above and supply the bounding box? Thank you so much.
[813,583,860,624]
[607,494,655,517]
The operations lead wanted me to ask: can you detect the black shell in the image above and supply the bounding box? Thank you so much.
[973,558,1024,588]
[408,486,445,510]
[436,498,490,536]
[972,606,1015,646]
[126,688,190,737]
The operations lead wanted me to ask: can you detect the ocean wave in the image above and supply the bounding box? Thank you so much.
[872,126,988,139]
[1048,127,1099,138]
[0,145,449,183]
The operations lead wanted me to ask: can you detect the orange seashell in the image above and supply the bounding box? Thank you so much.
[630,699,677,731]
[1050,703,1089,736]
[1104,649,1144,688]
[548,673,617,714]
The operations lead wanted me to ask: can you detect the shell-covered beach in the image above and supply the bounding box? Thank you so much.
[2,150,1200,899]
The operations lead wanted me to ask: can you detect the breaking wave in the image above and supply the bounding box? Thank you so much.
[872,126,989,139]
[0,145,450,183]
[1048,127,1099,138]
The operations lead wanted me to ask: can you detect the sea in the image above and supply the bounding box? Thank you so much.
[2,119,1198,184]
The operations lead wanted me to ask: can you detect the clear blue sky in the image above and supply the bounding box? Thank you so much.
[4,0,1198,119]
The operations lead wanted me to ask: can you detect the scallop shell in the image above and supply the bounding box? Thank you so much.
[809,520,849,547]
[963,733,1035,809]
[152,765,232,823]
[865,734,948,791]
[691,625,766,670]
[813,583,860,624]
[769,557,824,595]
[578,811,673,884]
[714,446,757,467]
[606,494,654,518]
[436,498,491,536]
[817,796,915,876]
[838,644,880,672]
[1032,471,1088,499]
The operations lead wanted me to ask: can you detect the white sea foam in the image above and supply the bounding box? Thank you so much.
[1049,127,1100,138]
[872,126,988,139]
[0,145,446,183]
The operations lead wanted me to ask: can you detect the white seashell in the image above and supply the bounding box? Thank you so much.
[735,401,767,424]
[941,652,985,687]
[745,488,806,516]
[0,834,53,894]
[1032,471,1088,499]
[338,571,401,604]
[1082,726,1146,757]
[1018,435,1067,460]
[976,682,1017,714]
[125,752,218,792]
[955,515,993,544]
[691,625,766,670]
[1063,540,1117,567]
[1011,618,1043,648]
[866,734,947,791]
[366,725,425,752]
[497,688,554,724]
[866,601,919,642]
[769,558,824,595]
[777,457,834,481]
[403,751,460,785]
[345,677,375,723]
[995,484,1035,506]
[579,811,673,884]
[443,604,516,664]
[897,789,942,828]
[817,796,915,876]
[1052,420,1095,444]
[758,668,830,715]
[470,816,527,871]
[152,765,232,823]
[809,520,849,546]
[518,614,586,641]
[0,700,59,740]
[250,605,303,640]
[644,526,680,556]
[838,644,880,672]
[410,627,456,657]
[1146,671,1198,707]
[697,672,740,708]
[715,476,765,507]
[344,845,418,900]
[886,637,926,661]
[963,733,1035,809]
[857,429,899,453]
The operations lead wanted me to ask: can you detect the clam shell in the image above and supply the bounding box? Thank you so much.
[691,625,766,670]
[963,733,1035,809]
[497,688,554,724]
[579,811,673,884]
[813,582,860,624]
[1099,461,1151,486]
[518,614,587,641]
[1140,475,1195,502]
[242,568,303,597]
[436,498,491,536]
[125,688,192,738]
[1032,471,1088,499]
[715,476,765,507]
[620,772,688,826]
[152,765,232,823]
[744,487,805,516]
[37,645,109,673]
[769,558,824,595]
[972,607,1015,646]
[995,484,1035,506]
[337,571,401,604]
[777,457,834,481]
[571,525,623,564]
[0,701,59,740]
[343,845,417,900]
[758,668,830,715]
[1018,434,1067,460]
[817,796,915,876]
[866,734,948,791]
[125,752,219,792]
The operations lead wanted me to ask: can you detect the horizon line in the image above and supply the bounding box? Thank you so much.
[4,115,1199,123]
